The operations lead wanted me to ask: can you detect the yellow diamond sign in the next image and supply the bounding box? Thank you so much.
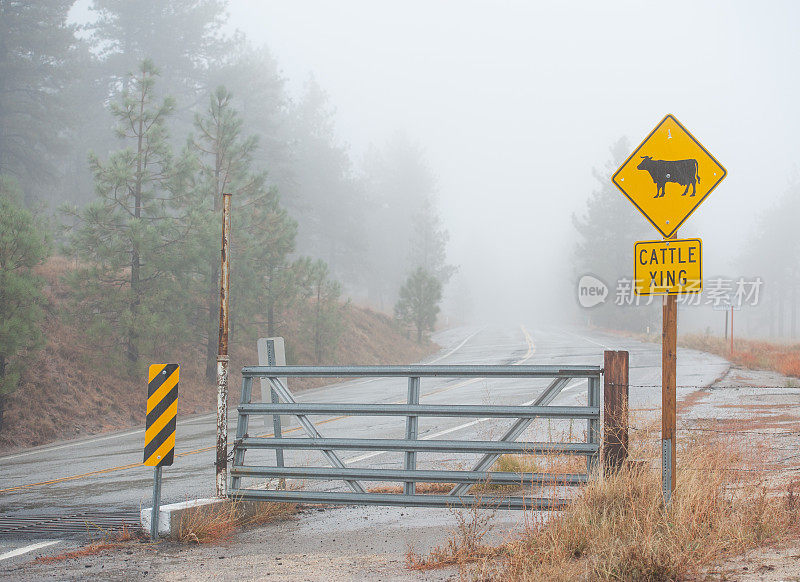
[612,114,726,238]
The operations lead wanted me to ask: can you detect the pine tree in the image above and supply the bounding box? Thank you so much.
[362,135,442,307]
[572,137,658,331]
[183,85,301,377]
[298,259,344,363]
[409,197,457,286]
[394,268,442,343]
[286,78,366,284]
[740,178,800,338]
[64,60,187,371]
[0,0,85,197]
[90,0,228,107]
[208,43,292,189]
[0,176,50,431]
[247,194,298,338]
[184,86,260,379]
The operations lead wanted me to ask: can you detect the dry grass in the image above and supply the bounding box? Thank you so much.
[177,499,298,544]
[366,456,544,495]
[681,333,800,378]
[368,454,580,495]
[407,496,502,571]
[469,454,543,494]
[368,482,456,494]
[491,454,540,474]
[407,424,800,581]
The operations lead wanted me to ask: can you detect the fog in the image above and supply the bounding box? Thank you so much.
[16,0,795,336]
[217,0,800,326]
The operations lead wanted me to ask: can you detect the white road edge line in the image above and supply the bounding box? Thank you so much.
[564,330,611,350]
[0,428,144,462]
[426,327,483,364]
[0,540,61,562]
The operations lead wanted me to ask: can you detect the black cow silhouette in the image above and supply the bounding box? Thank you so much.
[636,156,700,198]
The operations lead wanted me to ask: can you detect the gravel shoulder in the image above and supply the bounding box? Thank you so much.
[678,365,800,581]
[5,503,524,581]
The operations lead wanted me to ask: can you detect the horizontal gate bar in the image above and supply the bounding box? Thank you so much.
[230,465,589,485]
[237,403,600,419]
[238,437,599,455]
[230,488,571,510]
[241,365,601,378]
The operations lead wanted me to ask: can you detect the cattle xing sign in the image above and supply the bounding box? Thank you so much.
[612,114,726,238]
[634,238,702,295]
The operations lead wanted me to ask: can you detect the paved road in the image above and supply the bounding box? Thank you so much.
[0,324,728,565]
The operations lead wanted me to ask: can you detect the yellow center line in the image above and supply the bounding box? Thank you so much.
[1,327,535,495]
[0,410,357,494]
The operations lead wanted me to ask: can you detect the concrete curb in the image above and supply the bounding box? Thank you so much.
[140,498,226,538]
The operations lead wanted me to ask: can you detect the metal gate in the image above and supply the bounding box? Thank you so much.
[230,365,601,510]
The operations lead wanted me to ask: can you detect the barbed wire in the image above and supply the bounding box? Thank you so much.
[632,459,800,474]
[628,425,799,437]
[682,466,799,474]
[607,383,800,389]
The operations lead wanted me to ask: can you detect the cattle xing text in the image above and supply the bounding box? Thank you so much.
[633,238,702,296]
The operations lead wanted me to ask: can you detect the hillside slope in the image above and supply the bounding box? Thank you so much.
[0,258,437,450]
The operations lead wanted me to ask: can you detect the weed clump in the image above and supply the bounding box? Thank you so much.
[177,499,298,544]
[409,427,800,581]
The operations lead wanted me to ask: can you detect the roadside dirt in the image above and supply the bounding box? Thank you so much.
[6,504,504,581]
[708,544,800,581]
[680,365,800,581]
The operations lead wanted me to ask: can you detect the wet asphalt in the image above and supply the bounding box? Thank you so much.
[0,323,732,571]
[0,323,728,517]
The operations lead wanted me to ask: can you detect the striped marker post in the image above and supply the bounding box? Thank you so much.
[145,364,179,540]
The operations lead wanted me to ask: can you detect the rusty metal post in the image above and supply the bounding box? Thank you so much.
[603,350,629,473]
[215,192,232,498]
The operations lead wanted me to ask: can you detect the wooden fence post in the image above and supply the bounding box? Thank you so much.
[603,350,629,473]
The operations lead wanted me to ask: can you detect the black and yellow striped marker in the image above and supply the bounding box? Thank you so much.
[144,364,179,467]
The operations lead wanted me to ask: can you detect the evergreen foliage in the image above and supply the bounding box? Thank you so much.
[184,85,261,378]
[0,3,457,422]
[0,0,86,196]
[409,197,457,286]
[286,78,366,285]
[394,267,442,343]
[0,176,50,429]
[298,259,345,363]
[90,0,229,105]
[363,135,454,307]
[572,137,659,331]
[64,60,188,372]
